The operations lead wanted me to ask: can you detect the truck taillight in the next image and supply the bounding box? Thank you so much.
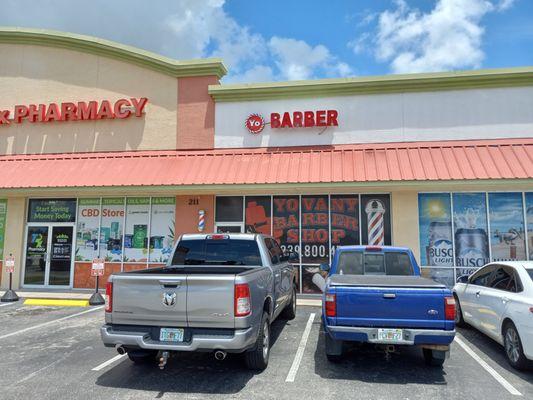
[325,293,336,317]
[105,282,113,313]
[445,296,455,321]
[235,283,251,317]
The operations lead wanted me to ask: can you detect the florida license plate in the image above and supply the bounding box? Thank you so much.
[377,328,403,342]
[159,328,184,342]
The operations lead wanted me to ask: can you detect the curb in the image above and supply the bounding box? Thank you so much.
[23,298,90,307]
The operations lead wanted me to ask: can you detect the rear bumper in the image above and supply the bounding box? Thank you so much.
[327,325,455,346]
[100,324,258,353]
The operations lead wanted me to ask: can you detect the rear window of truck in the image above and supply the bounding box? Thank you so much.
[336,251,413,276]
[171,239,262,266]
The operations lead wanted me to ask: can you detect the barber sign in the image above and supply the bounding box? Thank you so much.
[91,258,105,277]
[5,256,15,273]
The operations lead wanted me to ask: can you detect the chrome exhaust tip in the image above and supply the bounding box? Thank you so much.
[386,345,396,353]
[116,345,126,355]
[214,350,227,361]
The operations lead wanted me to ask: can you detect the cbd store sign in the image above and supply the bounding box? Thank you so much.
[245,109,339,134]
[0,97,148,125]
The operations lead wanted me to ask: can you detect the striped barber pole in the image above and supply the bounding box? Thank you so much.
[198,209,205,232]
[365,199,385,246]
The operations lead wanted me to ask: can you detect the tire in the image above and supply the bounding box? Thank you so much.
[325,331,344,363]
[244,312,270,371]
[454,295,467,328]
[423,349,445,367]
[127,350,157,364]
[280,284,297,320]
[503,321,529,370]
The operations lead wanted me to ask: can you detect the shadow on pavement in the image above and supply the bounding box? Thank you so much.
[95,318,288,395]
[314,325,447,385]
[458,326,533,382]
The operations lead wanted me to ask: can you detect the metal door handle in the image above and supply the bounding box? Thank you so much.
[502,297,509,303]
[475,291,481,297]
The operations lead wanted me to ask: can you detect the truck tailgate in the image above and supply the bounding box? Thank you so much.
[187,274,235,328]
[331,275,449,329]
[111,274,187,327]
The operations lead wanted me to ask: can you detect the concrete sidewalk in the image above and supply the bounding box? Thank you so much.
[0,290,322,307]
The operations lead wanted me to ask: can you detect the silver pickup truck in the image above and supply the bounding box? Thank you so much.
[100,233,298,370]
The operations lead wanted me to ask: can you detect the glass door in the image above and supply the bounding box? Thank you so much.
[24,226,49,285]
[49,226,74,286]
[24,224,74,287]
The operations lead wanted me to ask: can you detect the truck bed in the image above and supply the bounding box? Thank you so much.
[329,275,446,288]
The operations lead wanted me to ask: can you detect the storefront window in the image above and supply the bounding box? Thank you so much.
[272,196,300,255]
[28,199,76,223]
[453,193,489,276]
[245,196,271,234]
[124,197,150,262]
[99,198,125,262]
[361,194,392,246]
[418,193,453,267]
[0,199,7,260]
[488,192,526,262]
[149,197,176,263]
[526,192,533,260]
[215,196,243,222]
[330,195,360,254]
[301,195,329,264]
[76,198,101,262]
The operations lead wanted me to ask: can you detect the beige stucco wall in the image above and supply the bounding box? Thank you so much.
[1,197,25,289]
[391,191,420,263]
[0,44,178,155]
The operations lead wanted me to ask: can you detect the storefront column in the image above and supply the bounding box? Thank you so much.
[175,195,214,237]
[1,198,26,290]
[391,191,420,263]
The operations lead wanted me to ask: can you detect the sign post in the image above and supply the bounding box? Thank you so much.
[89,258,105,306]
[1,254,19,302]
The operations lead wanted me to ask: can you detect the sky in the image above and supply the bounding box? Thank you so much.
[0,0,531,83]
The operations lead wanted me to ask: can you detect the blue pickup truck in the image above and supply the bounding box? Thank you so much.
[321,246,456,367]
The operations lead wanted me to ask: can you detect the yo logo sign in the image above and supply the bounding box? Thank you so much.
[245,114,265,134]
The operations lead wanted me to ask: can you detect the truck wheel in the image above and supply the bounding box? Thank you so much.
[503,321,529,370]
[454,295,466,328]
[127,350,157,364]
[244,312,270,371]
[423,349,445,367]
[325,331,344,363]
[280,284,297,320]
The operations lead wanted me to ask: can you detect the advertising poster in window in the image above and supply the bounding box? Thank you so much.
[0,199,7,260]
[418,193,453,266]
[453,193,490,276]
[527,193,533,260]
[301,195,329,264]
[273,196,300,254]
[28,199,76,223]
[149,197,176,263]
[245,196,271,235]
[99,198,125,262]
[488,193,526,261]
[124,197,150,262]
[330,195,360,255]
[361,194,391,246]
[76,198,100,262]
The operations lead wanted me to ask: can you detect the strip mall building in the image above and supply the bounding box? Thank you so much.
[0,28,532,294]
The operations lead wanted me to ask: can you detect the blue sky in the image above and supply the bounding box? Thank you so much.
[0,0,531,82]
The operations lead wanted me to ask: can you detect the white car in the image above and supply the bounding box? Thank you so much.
[453,261,533,369]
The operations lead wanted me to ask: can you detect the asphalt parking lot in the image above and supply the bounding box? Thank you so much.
[1,301,532,400]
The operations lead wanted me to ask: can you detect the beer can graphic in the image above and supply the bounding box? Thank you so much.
[455,228,489,271]
[428,221,453,266]
[365,199,385,246]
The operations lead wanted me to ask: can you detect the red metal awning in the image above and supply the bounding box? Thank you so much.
[0,138,532,189]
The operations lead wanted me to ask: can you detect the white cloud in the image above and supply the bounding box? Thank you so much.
[0,0,353,82]
[353,0,516,74]
[268,37,353,81]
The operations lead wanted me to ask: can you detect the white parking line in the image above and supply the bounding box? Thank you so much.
[285,312,316,383]
[0,302,17,307]
[92,354,127,371]
[0,305,104,340]
[455,336,522,396]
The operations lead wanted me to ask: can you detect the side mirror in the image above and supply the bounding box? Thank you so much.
[457,275,469,284]
[319,263,330,272]
[288,251,299,262]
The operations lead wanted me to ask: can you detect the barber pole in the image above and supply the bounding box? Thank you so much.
[365,199,385,246]
[198,210,205,232]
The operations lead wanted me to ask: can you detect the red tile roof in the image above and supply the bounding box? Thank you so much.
[0,139,532,189]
